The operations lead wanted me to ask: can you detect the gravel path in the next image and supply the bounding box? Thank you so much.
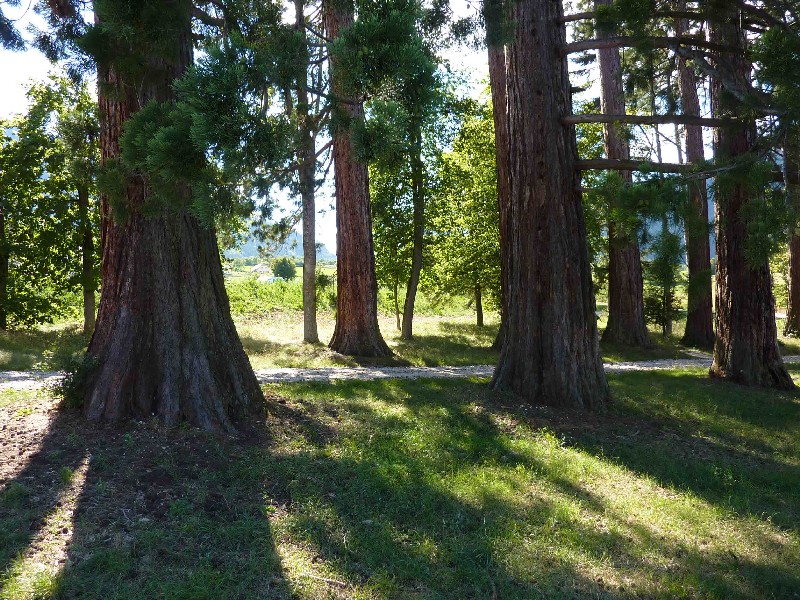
[0,352,800,391]
[4,354,800,391]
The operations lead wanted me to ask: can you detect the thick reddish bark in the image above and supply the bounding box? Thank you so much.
[491,0,608,409]
[595,0,651,348]
[784,137,800,336]
[84,4,263,432]
[325,0,391,357]
[400,122,425,341]
[296,0,320,344]
[676,5,714,348]
[485,1,510,352]
[709,13,792,389]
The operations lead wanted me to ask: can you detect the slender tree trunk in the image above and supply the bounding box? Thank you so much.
[491,0,608,409]
[784,135,800,336]
[295,0,320,344]
[475,283,484,327]
[393,275,400,331]
[78,185,96,334]
[83,3,263,432]
[676,5,715,348]
[0,202,7,330]
[325,0,391,357]
[709,11,793,389]
[595,0,651,348]
[485,0,510,352]
[401,122,425,340]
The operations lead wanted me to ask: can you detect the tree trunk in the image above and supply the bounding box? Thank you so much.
[0,201,7,330]
[595,0,651,348]
[78,185,96,335]
[784,135,800,336]
[296,0,320,344]
[709,12,793,389]
[475,283,484,327]
[485,0,510,352]
[393,275,400,331]
[83,3,263,432]
[491,0,608,409]
[676,4,714,348]
[401,123,425,341]
[325,0,391,357]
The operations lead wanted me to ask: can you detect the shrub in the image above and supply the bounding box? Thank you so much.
[272,257,296,281]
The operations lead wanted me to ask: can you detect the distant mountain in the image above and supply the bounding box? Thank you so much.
[225,231,335,261]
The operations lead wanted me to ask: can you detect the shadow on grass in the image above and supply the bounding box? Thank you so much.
[0,405,289,599]
[2,372,799,598]
[269,377,800,598]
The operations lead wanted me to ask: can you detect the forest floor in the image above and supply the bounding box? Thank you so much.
[1,367,799,599]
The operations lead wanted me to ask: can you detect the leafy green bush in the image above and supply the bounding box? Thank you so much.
[226,277,303,316]
[272,257,296,281]
[56,353,100,410]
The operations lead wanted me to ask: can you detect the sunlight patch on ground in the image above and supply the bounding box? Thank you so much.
[0,455,89,600]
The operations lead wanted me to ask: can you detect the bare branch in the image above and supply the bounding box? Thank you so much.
[564,114,736,127]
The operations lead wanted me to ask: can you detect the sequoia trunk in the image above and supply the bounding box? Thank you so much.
[83,3,263,432]
[401,123,425,340]
[676,5,714,348]
[485,0,510,351]
[709,12,793,389]
[784,136,800,336]
[596,0,651,348]
[325,0,391,357]
[78,185,95,334]
[491,0,608,409]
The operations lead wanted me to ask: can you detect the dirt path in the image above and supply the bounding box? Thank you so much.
[4,354,800,391]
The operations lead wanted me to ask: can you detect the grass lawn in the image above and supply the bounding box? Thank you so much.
[1,368,799,598]
[2,313,706,374]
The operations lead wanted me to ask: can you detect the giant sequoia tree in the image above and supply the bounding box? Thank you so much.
[491,0,608,408]
[324,0,391,357]
[50,1,264,431]
[708,7,792,389]
[595,0,651,348]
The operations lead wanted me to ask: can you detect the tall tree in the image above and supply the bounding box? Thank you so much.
[324,0,391,356]
[0,80,94,329]
[709,6,793,389]
[294,0,323,344]
[491,0,608,408]
[785,135,800,336]
[50,76,101,334]
[63,1,264,431]
[483,0,511,350]
[675,2,714,348]
[595,0,652,348]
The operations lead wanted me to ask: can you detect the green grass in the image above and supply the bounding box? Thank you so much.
[0,325,87,371]
[1,370,799,598]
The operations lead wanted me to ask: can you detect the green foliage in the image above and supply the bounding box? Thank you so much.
[0,74,99,328]
[426,100,500,309]
[272,257,296,281]
[643,227,685,335]
[226,277,304,316]
[56,353,100,410]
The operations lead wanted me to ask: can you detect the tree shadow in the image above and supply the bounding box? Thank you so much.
[3,372,798,598]
[263,378,800,598]
[0,398,289,599]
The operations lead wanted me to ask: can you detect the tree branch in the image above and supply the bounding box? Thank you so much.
[563,114,735,127]
[563,36,737,56]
